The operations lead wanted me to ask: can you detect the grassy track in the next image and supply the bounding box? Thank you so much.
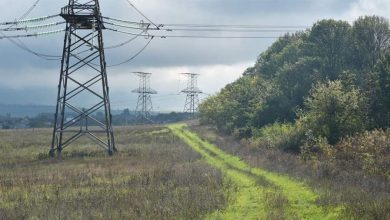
[169,124,343,220]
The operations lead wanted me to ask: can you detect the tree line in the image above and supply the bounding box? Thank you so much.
[200,15,390,152]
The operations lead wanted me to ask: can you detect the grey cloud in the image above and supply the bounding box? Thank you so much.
[0,0,387,110]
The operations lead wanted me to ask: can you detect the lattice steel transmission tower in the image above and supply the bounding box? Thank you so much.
[181,73,202,115]
[132,72,157,122]
[50,0,116,156]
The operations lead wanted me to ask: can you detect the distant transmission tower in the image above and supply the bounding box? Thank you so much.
[132,72,157,122]
[50,0,116,156]
[181,73,202,115]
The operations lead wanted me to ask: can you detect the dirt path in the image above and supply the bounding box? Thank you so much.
[169,124,343,220]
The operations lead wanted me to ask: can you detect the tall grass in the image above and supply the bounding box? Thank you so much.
[0,126,227,219]
[191,124,390,220]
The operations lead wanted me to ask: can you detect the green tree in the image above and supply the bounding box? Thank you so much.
[352,15,390,72]
[252,32,307,78]
[276,56,322,107]
[298,80,367,144]
[351,16,390,128]
[372,51,390,127]
[199,75,275,137]
[307,19,352,80]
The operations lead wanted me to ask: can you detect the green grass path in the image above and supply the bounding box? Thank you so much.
[169,124,343,220]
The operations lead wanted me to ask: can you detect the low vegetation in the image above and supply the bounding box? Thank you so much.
[170,124,342,219]
[0,126,227,219]
[191,124,390,219]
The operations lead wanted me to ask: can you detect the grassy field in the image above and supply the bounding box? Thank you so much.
[189,124,390,220]
[0,126,227,219]
[169,124,342,220]
[1,123,387,219]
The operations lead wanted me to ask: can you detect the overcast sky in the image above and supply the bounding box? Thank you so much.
[0,0,389,112]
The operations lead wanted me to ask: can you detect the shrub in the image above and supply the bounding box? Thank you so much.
[250,122,304,152]
[298,80,367,144]
[331,129,390,177]
[300,132,333,161]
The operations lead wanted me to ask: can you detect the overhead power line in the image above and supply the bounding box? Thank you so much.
[103,21,154,31]
[0,29,65,40]
[106,27,280,39]
[124,0,160,29]
[0,0,309,63]
[0,32,61,60]
[102,16,308,32]
[104,30,146,49]
[104,21,305,33]
[0,0,61,60]
[0,21,66,31]
[102,16,148,26]
[107,36,154,67]
[158,35,279,39]
[18,0,41,21]
[161,28,307,33]
[0,14,60,26]
[161,24,310,29]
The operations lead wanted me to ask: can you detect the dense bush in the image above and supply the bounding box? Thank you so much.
[199,75,276,135]
[250,122,304,152]
[330,129,390,177]
[298,80,367,144]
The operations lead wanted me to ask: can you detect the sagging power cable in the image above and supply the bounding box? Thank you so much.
[0,14,60,26]
[0,29,65,40]
[106,27,280,39]
[0,0,62,60]
[107,36,154,67]
[123,0,160,29]
[0,22,66,31]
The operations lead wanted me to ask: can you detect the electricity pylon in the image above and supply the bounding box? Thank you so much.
[50,0,116,157]
[132,72,157,122]
[181,73,202,115]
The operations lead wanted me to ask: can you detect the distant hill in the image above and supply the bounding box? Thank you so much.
[0,104,55,117]
[0,104,178,118]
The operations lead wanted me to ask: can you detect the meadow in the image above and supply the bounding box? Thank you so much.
[190,124,390,219]
[0,126,227,219]
[1,123,388,219]
[170,124,342,220]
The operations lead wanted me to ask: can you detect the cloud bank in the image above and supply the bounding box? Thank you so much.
[0,0,388,111]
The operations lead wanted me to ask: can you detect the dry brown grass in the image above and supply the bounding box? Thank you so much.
[190,124,390,220]
[0,126,227,219]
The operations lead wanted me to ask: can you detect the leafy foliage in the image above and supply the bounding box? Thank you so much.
[331,129,390,177]
[199,75,275,137]
[251,122,304,152]
[298,80,367,144]
[200,15,390,149]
